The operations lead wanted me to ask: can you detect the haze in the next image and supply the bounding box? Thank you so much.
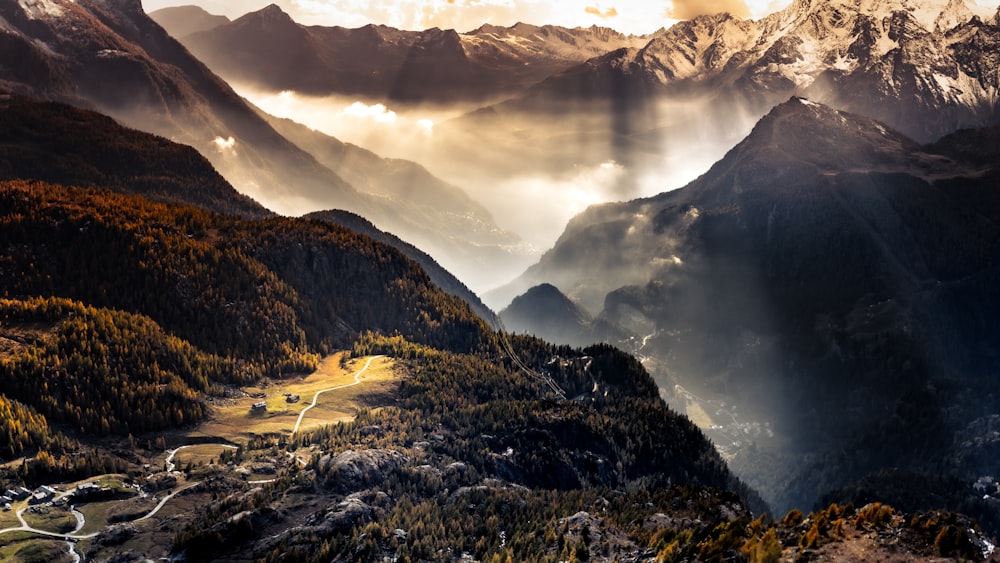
[139,0,792,34]
[239,87,760,260]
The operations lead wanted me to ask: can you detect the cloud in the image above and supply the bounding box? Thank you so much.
[212,135,237,154]
[666,0,751,20]
[585,5,619,18]
[343,101,398,123]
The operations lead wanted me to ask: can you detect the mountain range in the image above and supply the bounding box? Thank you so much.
[0,0,524,292]
[421,0,1000,209]
[496,96,1000,515]
[1,0,1000,559]
[154,4,652,104]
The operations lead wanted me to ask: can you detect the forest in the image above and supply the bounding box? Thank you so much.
[0,180,490,462]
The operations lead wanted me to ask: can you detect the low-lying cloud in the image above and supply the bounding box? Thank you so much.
[212,135,237,154]
[240,84,762,252]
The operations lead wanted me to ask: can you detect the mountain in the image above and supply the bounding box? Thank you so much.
[495,97,1000,514]
[0,0,356,210]
[167,4,650,103]
[0,0,524,293]
[508,0,1000,142]
[147,5,229,38]
[0,181,772,560]
[262,111,525,292]
[440,0,1000,201]
[305,209,498,325]
[499,283,626,347]
[0,93,268,218]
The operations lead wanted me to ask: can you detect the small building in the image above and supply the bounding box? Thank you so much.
[286,394,300,403]
[30,488,54,505]
[14,487,31,500]
[251,401,267,412]
[2,503,10,511]
[0,495,11,504]
[76,482,100,494]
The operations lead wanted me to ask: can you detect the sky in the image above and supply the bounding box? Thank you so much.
[141,0,1000,36]
[140,0,793,35]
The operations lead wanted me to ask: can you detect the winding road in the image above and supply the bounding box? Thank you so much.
[292,355,382,435]
[0,355,384,558]
[0,482,201,542]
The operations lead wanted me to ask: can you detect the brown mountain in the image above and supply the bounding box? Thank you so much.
[0,94,268,218]
[166,4,649,103]
[147,4,229,38]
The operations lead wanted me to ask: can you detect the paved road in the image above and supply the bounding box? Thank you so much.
[292,355,383,435]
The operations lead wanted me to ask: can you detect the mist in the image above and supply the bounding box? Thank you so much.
[240,86,763,263]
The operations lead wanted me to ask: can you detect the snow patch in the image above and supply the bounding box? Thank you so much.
[97,49,128,59]
[830,53,857,72]
[798,97,818,106]
[876,31,899,57]
[17,0,65,19]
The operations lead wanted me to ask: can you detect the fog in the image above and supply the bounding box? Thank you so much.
[240,86,762,264]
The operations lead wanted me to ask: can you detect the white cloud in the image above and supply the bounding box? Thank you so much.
[343,101,398,123]
[212,135,237,154]
[417,118,435,135]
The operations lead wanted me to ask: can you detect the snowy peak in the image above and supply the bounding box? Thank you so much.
[638,13,760,81]
[460,21,648,70]
[934,0,974,32]
[784,0,969,30]
[15,0,67,19]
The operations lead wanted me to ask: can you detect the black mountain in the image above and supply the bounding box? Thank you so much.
[498,97,1000,512]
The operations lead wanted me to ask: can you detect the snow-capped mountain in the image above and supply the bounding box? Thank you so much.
[158,4,651,103]
[516,0,1000,141]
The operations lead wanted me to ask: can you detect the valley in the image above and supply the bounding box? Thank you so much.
[0,353,393,561]
[0,0,998,559]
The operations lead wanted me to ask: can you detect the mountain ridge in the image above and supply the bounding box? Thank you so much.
[162,3,652,103]
[495,96,1000,514]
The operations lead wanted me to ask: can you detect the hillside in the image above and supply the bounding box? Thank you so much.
[0,94,269,218]
[0,181,779,561]
[263,112,525,292]
[147,5,229,38]
[499,283,626,347]
[496,97,1000,514]
[0,0,522,291]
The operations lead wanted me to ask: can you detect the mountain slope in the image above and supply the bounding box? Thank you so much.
[0,0,524,292]
[168,4,650,103]
[262,111,524,292]
[0,183,771,561]
[0,0,361,211]
[147,4,229,38]
[498,97,1000,512]
[304,209,498,325]
[499,283,626,347]
[0,94,269,217]
[512,0,1000,141]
